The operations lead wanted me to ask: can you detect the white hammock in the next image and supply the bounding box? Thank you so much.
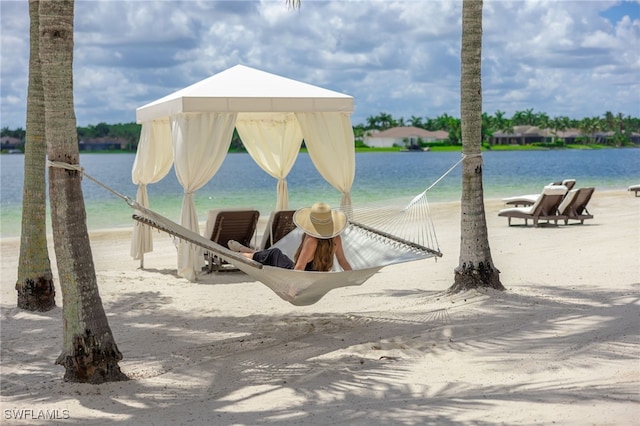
[49,157,464,306]
[132,192,441,305]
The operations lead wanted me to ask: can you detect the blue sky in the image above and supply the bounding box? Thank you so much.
[600,0,639,21]
[1,0,638,129]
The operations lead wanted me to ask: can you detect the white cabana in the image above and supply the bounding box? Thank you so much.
[131,64,356,281]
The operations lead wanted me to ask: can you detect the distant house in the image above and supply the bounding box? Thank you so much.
[490,127,640,146]
[1,136,22,152]
[364,126,448,148]
[554,128,582,144]
[490,126,554,145]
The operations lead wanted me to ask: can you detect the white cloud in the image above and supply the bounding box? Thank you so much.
[1,0,638,130]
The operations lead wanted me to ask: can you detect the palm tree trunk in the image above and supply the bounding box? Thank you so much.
[16,0,56,312]
[39,0,126,383]
[450,0,504,293]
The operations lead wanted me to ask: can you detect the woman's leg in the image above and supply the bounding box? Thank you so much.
[228,240,294,269]
[252,248,295,269]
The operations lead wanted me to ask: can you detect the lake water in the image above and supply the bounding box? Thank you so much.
[1,149,638,238]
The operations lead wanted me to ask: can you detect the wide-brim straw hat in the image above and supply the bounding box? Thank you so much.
[293,202,347,239]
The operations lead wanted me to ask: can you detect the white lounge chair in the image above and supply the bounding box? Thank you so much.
[558,187,595,224]
[498,185,568,226]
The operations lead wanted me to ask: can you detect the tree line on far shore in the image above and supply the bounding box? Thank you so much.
[354,109,640,147]
[3,109,639,151]
[1,121,141,150]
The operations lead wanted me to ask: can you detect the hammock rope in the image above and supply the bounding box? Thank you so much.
[348,220,441,257]
[341,152,476,257]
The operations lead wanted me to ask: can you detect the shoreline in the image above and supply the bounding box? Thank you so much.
[0,189,632,242]
[3,143,640,156]
[2,148,638,239]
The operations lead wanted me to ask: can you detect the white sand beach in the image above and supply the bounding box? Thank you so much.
[1,190,638,425]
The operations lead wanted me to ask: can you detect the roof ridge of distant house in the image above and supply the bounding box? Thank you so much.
[373,126,448,138]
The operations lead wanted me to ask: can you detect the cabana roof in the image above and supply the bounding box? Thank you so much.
[136,64,354,123]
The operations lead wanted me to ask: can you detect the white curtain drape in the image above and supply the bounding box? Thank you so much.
[130,119,173,261]
[171,112,237,281]
[295,112,356,212]
[235,112,303,210]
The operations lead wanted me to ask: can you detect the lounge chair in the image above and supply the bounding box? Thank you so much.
[203,209,260,272]
[498,185,568,226]
[552,179,576,191]
[628,184,640,197]
[259,209,297,250]
[558,187,595,224]
[503,179,576,207]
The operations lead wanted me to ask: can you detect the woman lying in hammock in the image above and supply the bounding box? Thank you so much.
[228,202,352,272]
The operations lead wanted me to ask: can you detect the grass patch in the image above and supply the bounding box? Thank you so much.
[427,145,462,152]
[354,146,402,153]
[486,145,548,151]
[564,144,608,149]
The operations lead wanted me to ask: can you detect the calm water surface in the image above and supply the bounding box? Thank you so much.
[1,149,638,237]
